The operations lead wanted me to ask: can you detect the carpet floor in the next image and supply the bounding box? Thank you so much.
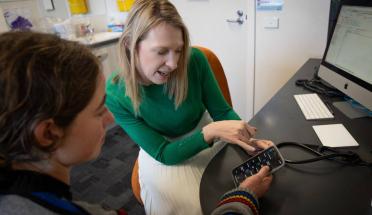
[71,125,145,214]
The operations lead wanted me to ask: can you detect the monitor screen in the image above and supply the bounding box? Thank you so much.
[319,4,372,111]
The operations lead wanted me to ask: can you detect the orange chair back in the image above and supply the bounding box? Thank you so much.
[194,46,233,107]
[131,158,142,204]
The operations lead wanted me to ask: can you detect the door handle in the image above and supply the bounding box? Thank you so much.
[226,10,244,25]
[226,17,244,24]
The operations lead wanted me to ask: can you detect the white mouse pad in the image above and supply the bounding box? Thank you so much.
[312,124,359,147]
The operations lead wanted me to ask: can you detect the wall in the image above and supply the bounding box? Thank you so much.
[0,6,8,32]
[39,0,69,19]
[38,0,106,18]
[254,0,330,113]
[104,0,128,22]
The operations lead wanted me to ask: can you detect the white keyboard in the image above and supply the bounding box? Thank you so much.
[294,93,334,120]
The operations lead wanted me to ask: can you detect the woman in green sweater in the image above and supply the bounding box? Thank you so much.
[106,0,272,214]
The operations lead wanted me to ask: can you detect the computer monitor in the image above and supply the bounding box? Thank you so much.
[318,3,372,114]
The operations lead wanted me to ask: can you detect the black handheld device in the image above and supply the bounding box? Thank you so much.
[232,145,285,186]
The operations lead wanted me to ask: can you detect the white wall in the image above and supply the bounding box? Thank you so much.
[38,0,106,18]
[39,0,69,19]
[0,6,8,32]
[254,0,330,113]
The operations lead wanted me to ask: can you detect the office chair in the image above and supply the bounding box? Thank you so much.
[131,46,233,204]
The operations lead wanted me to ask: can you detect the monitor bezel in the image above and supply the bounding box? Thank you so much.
[320,3,372,92]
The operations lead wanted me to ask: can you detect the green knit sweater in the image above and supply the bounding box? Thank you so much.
[106,47,240,165]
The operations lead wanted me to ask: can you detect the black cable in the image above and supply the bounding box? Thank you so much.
[295,78,344,97]
[277,142,372,167]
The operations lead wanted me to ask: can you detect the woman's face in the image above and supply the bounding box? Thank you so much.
[136,23,184,85]
[53,73,114,166]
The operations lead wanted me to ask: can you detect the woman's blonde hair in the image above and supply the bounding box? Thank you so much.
[117,0,190,113]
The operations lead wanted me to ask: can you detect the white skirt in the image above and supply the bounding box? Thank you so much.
[138,112,226,215]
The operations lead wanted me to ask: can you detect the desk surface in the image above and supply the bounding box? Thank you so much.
[200,59,372,215]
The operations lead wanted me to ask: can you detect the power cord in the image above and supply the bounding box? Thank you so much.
[277,142,372,167]
[295,78,344,97]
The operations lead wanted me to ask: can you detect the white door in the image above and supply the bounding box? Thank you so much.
[170,0,255,121]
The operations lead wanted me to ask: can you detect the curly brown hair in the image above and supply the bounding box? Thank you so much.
[0,31,100,166]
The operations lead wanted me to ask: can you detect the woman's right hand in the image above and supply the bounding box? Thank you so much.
[202,120,257,151]
[239,166,273,197]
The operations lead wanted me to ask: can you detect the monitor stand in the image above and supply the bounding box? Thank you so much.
[333,101,370,119]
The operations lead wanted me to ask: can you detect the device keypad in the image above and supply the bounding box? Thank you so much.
[232,147,284,185]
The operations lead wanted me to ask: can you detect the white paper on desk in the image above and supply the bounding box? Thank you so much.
[312,124,359,147]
